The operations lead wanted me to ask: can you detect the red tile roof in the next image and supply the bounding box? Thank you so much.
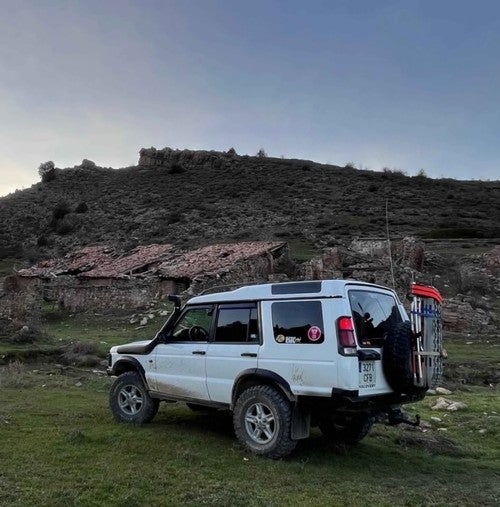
[80,244,173,278]
[17,242,284,281]
[17,244,172,279]
[17,246,114,278]
[157,242,285,279]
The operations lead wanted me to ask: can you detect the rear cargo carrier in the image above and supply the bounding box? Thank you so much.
[409,283,444,388]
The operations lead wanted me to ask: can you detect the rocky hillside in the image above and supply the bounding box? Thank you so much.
[1,147,499,263]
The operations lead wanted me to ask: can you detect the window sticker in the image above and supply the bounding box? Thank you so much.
[307,326,322,342]
[271,301,325,344]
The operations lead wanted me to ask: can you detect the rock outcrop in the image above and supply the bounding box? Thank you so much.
[138,147,237,169]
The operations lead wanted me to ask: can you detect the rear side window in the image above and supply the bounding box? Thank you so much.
[214,305,259,343]
[348,290,402,346]
[271,301,324,344]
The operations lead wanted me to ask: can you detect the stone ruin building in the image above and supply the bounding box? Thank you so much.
[8,241,288,312]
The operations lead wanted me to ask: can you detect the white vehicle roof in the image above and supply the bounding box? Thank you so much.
[187,279,399,305]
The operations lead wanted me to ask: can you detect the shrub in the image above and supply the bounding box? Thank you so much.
[60,341,100,366]
[414,168,428,179]
[75,202,88,213]
[9,325,46,344]
[55,219,74,235]
[52,201,71,220]
[36,235,50,247]
[256,148,267,158]
[80,159,96,169]
[169,163,185,174]
[167,211,182,224]
[38,161,56,182]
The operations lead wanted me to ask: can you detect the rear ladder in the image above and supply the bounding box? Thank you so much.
[409,284,444,388]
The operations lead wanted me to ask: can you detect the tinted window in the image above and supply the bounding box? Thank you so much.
[348,290,402,346]
[171,307,213,341]
[214,305,259,343]
[271,301,324,344]
[271,282,322,295]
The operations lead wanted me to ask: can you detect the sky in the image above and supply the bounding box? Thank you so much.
[1,0,499,196]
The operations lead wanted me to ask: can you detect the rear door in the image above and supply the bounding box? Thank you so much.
[205,303,260,404]
[259,299,338,397]
[347,287,404,394]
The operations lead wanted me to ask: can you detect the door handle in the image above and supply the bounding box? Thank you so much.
[357,349,381,361]
[241,352,257,358]
[192,350,206,355]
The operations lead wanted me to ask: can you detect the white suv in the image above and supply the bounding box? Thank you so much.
[108,280,443,458]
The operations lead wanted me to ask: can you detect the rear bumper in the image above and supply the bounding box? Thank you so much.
[300,388,426,413]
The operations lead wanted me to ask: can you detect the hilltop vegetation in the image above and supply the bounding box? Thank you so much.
[0,149,499,263]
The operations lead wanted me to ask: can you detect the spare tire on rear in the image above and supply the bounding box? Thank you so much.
[382,321,416,393]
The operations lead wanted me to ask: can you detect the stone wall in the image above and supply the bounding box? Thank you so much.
[138,147,237,169]
[45,278,167,312]
[301,236,424,293]
[0,276,42,325]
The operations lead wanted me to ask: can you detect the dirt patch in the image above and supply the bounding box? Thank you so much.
[395,433,464,457]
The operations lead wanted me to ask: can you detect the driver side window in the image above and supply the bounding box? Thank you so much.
[171,306,213,342]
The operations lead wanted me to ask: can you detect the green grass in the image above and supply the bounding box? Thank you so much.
[288,240,320,262]
[0,369,498,506]
[0,311,498,505]
[442,332,499,387]
[444,332,499,361]
[41,306,163,350]
[0,306,166,364]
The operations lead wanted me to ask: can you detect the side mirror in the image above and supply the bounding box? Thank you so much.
[168,295,181,311]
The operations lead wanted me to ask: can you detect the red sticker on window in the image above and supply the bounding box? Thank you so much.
[307,326,322,342]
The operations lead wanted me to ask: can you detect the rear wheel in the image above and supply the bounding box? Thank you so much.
[319,414,373,445]
[233,385,296,459]
[109,371,159,424]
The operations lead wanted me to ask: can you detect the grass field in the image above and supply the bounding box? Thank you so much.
[0,311,499,506]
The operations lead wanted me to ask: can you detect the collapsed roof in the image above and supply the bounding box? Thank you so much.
[16,242,286,281]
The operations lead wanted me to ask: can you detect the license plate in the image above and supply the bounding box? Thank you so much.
[359,361,376,388]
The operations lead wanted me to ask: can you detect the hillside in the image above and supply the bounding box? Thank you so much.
[1,148,499,263]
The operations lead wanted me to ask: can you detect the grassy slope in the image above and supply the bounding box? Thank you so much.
[1,156,499,264]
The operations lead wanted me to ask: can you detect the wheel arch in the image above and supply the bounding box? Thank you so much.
[111,356,147,385]
[231,369,296,410]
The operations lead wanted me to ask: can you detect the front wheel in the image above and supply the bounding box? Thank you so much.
[233,385,296,459]
[109,371,159,424]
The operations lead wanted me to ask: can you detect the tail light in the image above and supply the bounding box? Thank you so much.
[337,316,358,356]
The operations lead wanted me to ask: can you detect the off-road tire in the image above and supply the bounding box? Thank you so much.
[233,385,297,459]
[319,414,373,445]
[382,321,415,393]
[109,371,159,424]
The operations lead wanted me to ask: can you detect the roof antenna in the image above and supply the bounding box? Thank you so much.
[386,199,396,289]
